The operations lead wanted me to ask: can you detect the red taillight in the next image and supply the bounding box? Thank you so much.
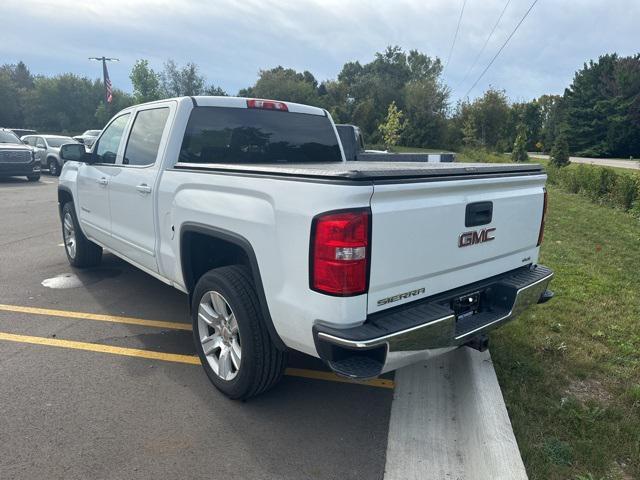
[310,209,370,296]
[537,188,548,246]
[246,99,288,111]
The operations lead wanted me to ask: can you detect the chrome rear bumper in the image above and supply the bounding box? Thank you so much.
[314,265,554,379]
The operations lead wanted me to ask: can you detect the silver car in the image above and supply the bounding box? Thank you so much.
[73,129,101,149]
[21,135,78,176]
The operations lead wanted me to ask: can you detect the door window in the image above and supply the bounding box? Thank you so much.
[95,114,130,164]
[123,108,170,166]
[23,137,35,146]
[36,137,45,148]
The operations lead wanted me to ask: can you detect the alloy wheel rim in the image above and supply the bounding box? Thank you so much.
[63,212,76,259]
[197,290,241,381]
[50,161,57,175]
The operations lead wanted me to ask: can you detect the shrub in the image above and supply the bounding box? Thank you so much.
[612,174,638,210]
[548,161,640,213]
[550,135,570,167]
[511,128,529,163]
[459,148,510,163]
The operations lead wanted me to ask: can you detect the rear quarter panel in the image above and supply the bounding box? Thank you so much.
[156,171,373,356]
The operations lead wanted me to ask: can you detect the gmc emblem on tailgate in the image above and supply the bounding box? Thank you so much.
[458,227,496,247]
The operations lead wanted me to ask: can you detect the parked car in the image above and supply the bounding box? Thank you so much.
[21,134,78,176]
[8,128,37,138]
[336,124,455,162]
[0,128,40,181]
[57,96,553,400]
[73,130,101,149]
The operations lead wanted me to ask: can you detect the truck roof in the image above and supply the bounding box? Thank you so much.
[128,96,327,117]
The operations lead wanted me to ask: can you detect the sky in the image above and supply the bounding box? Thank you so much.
[2,0,639,103]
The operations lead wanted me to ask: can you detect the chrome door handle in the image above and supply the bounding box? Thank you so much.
[136,184,152,194]
[97,177,108,186]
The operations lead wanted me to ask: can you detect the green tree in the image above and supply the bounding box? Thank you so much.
[203,85,228,96]
[333,46,448,146]
[538,94,565,152]
[563,53,640,157]
[462,116,478,147]
[550,134,570,167]
[378,101,404,150]
[511,125,529,162]
[0,69,22,127]
[94,89,135,127]
[240,66,319,105]
[507,100,542,151]
[161,60,204,96]
[23,74,104,132]
[130,59,162,103]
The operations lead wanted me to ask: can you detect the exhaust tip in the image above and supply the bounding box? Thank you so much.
[465,334,489,352]
[538,289,554,304]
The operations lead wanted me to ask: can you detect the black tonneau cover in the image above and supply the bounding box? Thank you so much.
[174,161,544,182]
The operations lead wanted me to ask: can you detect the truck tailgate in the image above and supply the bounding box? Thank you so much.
[367,173,547,314]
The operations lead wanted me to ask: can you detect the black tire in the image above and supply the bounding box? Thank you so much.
[48,158,60,176]
[61,201,102,268]
[192,265,287,400]
[27,174,40,182]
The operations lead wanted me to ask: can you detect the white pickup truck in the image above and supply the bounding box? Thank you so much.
[58,96,553,399]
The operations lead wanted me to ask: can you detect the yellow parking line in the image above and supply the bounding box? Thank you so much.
[0,332,394,389]
[0,304,191,331]
[285,367,394,389]
[0,331,200,364]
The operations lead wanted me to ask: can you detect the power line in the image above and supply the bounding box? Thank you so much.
[443,0,468,74]
[454,0,512,91]
[462,0,540,99]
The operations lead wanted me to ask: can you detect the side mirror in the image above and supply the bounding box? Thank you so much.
[60,143,91,163]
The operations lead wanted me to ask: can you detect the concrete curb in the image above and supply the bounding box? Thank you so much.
[384,348,528,480]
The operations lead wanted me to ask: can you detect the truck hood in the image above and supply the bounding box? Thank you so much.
[0,143,31,152]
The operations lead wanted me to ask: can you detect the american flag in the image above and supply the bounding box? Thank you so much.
[103,61,113,103]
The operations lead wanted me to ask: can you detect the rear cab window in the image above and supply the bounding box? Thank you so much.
[179,106,342,164]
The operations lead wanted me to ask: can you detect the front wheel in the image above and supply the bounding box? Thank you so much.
[27,174,40,182]
[192,265,287,400]
[61,202,102,267]
[48,158,60,176]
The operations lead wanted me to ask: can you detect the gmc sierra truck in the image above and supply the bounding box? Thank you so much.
[58,96,553,400]
[0,128,40,181]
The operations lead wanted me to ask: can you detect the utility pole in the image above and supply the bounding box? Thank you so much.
[89,56,119,105]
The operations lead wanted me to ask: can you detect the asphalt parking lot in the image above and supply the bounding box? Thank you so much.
[0,176,394,480]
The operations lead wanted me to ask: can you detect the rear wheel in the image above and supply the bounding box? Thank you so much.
[61,202,102,268]
[192,265,287,400]
[48,158,59,176]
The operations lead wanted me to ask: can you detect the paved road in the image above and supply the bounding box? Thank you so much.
[0,175,532,480]
[0,177,392,480]
[530,153,640,170]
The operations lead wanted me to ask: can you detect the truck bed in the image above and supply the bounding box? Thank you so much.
[174,161,544,182]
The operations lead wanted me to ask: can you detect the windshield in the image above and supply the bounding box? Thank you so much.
[0,131,21,144]
[84,130,101,136]
[45,137,75,148]
[179,106,342,164]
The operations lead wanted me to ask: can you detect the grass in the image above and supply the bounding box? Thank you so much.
[491,185,640,479]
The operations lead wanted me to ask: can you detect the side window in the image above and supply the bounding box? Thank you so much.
[36,137,45,148]
[123,108,170,166]
[23,137,34,146]
[95,114,130,164]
